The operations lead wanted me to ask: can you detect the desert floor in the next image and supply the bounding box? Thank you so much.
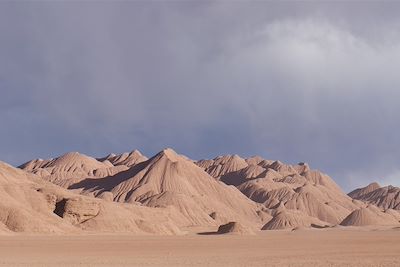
[1,227,400,267]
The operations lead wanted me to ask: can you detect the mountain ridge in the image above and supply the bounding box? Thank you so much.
[3,147,398,234]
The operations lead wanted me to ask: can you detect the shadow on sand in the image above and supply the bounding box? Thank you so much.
[197,231,220,235]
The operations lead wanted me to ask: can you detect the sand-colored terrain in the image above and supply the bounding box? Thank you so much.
[2,148,400,266]
[0,228,399,267]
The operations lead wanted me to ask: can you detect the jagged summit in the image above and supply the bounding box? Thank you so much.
[348,182,381,199]
[245,156,265,166]
[100,149,148,167]
[97,153,117,162]
[153,148,180,162]
[349,183,400,210]
[197,154,248,178]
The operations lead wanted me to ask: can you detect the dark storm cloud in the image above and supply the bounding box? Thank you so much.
[1,2,400,191]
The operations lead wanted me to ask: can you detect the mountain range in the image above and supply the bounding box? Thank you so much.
[0,148,398,235]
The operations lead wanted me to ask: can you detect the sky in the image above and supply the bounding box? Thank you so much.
[1,2,400,191]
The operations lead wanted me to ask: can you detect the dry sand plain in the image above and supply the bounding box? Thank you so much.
[1,228,400,267]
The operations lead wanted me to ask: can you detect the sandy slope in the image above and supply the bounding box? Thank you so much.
[0,228,399,267]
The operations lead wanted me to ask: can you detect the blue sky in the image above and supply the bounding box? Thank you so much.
[1,2,400,191]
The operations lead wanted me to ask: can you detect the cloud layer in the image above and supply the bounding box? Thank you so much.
[1,2,400,191]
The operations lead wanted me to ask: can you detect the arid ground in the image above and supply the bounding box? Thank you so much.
[1,228,399,267]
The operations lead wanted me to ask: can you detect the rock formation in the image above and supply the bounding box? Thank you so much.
[7,148,400,235]
[349,183,400,210]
